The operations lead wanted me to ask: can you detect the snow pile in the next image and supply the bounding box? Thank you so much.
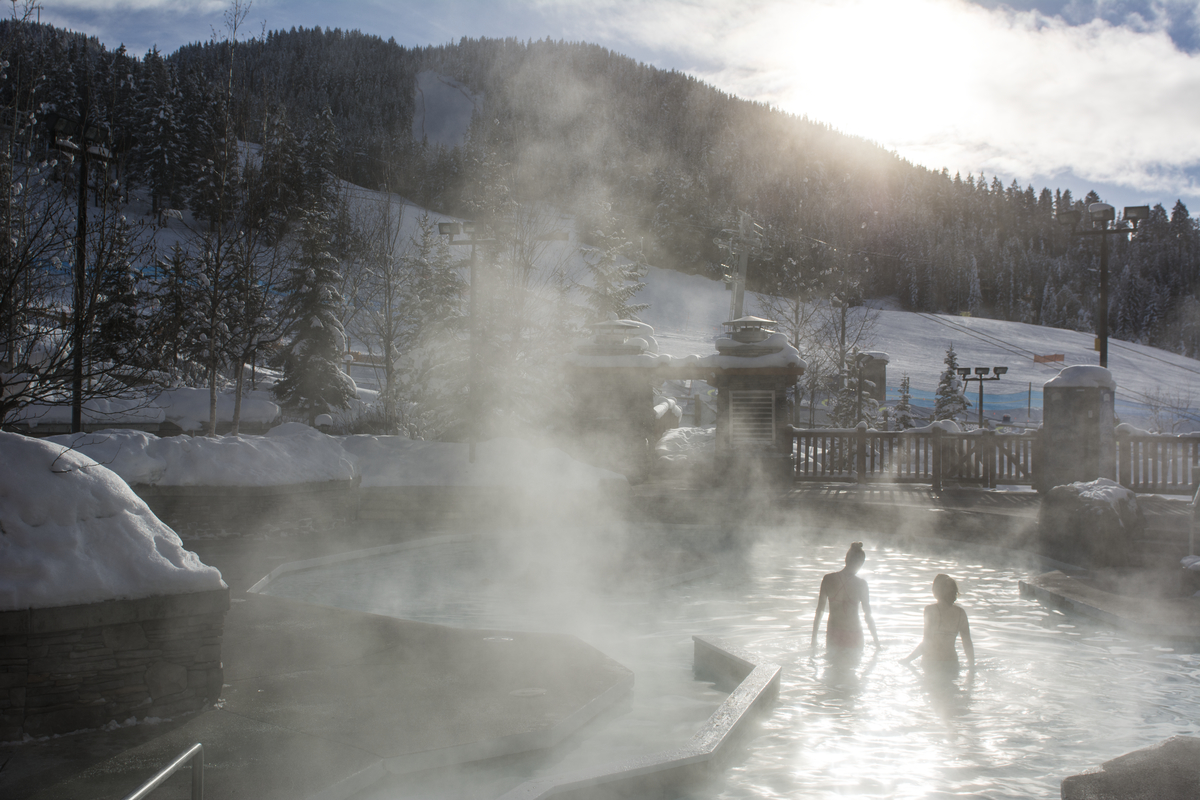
[9,396,165,428]
[155,387,280,431]
[1067,477,1138,514]
[7,388,280,432]
[340,435,625,489]
[655,426,715,465]
[0,432,225,611]
[47,424,356,486]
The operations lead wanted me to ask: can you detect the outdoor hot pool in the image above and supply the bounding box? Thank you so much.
[261,526,1200,799]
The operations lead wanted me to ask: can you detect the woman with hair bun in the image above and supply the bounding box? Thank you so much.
[811,542,879,651]
[901,573,974,669]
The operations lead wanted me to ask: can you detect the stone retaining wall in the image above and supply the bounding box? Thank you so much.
[132,479,359,538]
[0,589,229,741]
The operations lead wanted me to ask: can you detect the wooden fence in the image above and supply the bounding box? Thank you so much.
[1115,434,1200,495]
[788,427,1200,495]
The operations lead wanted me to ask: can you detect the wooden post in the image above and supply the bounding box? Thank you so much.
[857,426,867,484]
[984,430,995,488]
[932,426,943,493]
[786,427,795,482]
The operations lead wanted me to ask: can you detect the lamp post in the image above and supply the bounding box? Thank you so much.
[957,366,1007,429]
[1058,203,1150,369]
[437,219,569,463]
[438,220,490,464]
[853,351,874,425]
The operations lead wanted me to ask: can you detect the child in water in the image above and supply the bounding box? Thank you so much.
[811,542,880,650]
[901,573,974,669]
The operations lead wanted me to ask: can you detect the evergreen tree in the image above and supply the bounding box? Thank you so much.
[273,208,356,424]
[893,375,918,430]
[579,232,648,322]
[299,104,339,211]
[933,344,970,422]
[90,218,144,366]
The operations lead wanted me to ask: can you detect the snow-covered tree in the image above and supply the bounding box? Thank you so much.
[933,345,970,422]
[579,231,648,322]
[273,208,356,424]
[892,375,918,430]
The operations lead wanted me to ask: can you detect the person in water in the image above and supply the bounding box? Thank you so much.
[811,542,879,650]
[901,573,974,669]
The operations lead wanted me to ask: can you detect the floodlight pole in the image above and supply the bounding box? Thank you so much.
[439,223,491,464]
[438,221,567,463]
[958,367,1005,429]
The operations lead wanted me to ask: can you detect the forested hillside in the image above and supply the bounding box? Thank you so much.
[178,29,1200,358]
[2,14,1199,438]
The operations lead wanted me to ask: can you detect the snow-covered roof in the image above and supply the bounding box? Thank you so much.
[0,432,226,611]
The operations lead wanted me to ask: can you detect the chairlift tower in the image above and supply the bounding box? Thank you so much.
[715,211,764,321]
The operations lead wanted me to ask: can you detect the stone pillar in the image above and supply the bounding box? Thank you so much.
[1037,365,1116,491]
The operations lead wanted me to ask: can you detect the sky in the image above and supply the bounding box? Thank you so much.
[30,0,1200,213]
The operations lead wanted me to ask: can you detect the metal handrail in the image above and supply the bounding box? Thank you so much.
[121,742,204,800]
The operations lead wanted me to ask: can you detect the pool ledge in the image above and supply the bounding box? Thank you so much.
[1020,571,1200,642]
[496,636,782,800]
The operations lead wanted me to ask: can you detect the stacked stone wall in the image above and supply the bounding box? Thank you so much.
[133,479,359,538]
[0,589,228,741]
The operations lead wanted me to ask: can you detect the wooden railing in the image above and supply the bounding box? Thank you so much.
[788,427,1038,490]
[788,427,1200,495]
[1115,433,1200,495]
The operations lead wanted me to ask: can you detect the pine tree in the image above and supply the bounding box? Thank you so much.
[934,344,970,422]
[273,208,356,424]
[580,232,648,322]
[299,105,339,211]
[893,375,918,430]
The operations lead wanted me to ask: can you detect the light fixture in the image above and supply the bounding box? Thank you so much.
[437,222,461,237]
[1088,202,1115,225]
[1123,205,1150,229]
[993,366,1008,376]
[974,367,990,376]
[1057,209,1083,227]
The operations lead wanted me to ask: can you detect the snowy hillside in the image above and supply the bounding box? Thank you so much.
[633,264,1200,429]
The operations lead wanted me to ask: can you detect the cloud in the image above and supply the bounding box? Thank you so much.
[554,0,1200,201]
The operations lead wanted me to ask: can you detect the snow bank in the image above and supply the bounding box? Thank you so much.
[340,435,625,489]
[47,423,356,486]
[655,426,715,464]
[0,432,225,611]
[9,396,165,428]
[155,387,279,431]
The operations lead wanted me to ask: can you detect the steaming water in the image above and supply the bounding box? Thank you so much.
[262,528,1200,799]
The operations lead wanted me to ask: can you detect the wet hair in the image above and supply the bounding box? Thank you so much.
[844,541,866,567]
[933,573,959,603]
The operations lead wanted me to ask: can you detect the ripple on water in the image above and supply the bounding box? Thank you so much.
[263,530,1200,800]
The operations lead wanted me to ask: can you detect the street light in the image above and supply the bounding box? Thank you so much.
[439,220,491,464]
[1058,203,1150,368]
[853,351,874,425]
[957,366,1007,429]
[437,219,568,463]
